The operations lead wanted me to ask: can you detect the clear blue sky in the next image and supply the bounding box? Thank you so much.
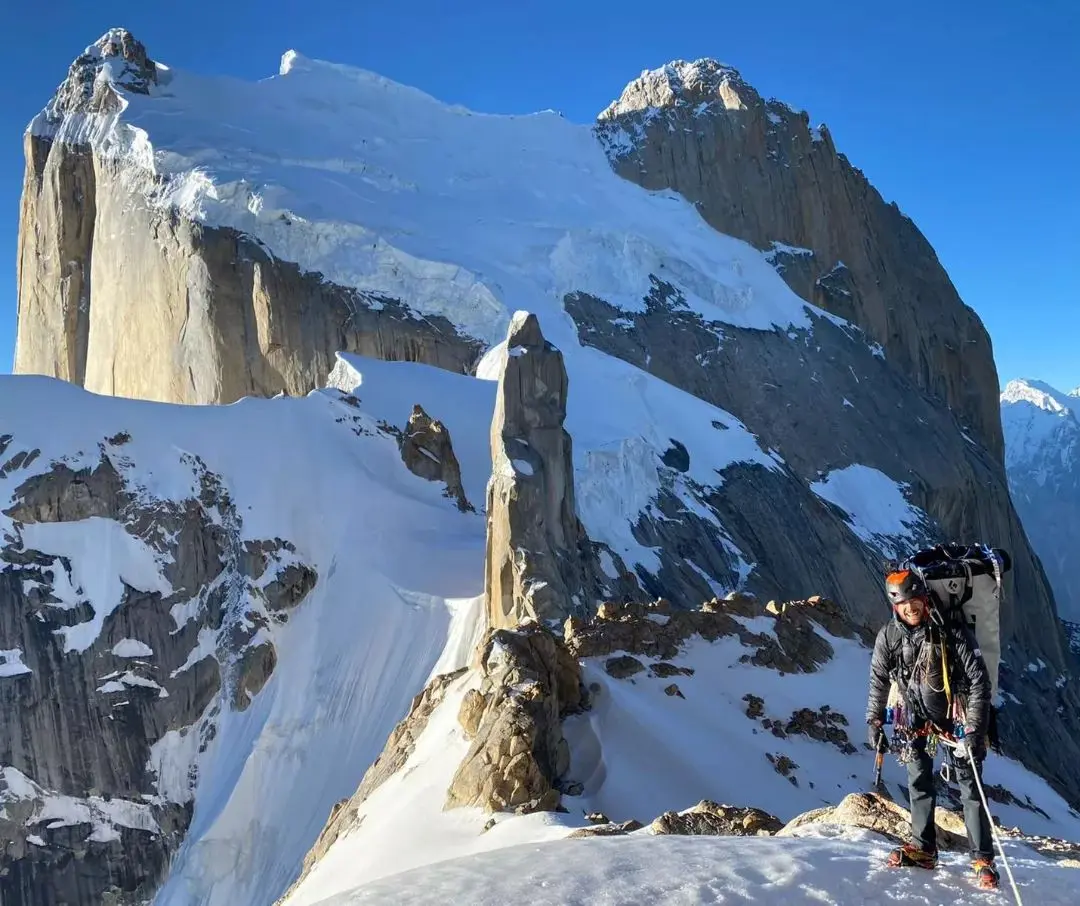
[1,0,1076,391]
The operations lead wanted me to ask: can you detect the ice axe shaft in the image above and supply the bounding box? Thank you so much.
[871,726,885,789]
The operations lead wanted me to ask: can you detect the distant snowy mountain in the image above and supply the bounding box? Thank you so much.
[1001,378,1080,621]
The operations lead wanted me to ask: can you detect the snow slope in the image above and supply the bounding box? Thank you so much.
[0,369,491,906]
[311,832,1079,905]
[284,611,1080,905]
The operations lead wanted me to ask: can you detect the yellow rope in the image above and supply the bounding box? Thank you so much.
[940,634,952,709]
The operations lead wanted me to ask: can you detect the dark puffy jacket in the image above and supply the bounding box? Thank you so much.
[865,614,990,738]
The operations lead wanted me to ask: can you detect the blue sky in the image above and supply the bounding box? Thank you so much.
[1,0,1076,391]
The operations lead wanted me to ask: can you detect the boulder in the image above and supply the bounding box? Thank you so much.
[778,792,967,852]
[568,819,644,838]
[398,404,473,512]
[650,800,782,836]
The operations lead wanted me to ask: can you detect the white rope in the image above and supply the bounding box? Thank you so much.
[966,746,1025,906]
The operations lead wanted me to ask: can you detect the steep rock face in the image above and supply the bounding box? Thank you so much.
[16,34,482,403]
[0,431,316,904]
[563,287,1057,657]
[1001,380,1080,622]
[484,314,620,629]
[595,59,1002,461]
[17,147,482,403]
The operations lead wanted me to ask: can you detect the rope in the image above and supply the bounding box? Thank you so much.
[940,637,952,709]
[965,745,1025,906]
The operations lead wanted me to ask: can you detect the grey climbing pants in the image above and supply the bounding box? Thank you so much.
[907,736,993,859]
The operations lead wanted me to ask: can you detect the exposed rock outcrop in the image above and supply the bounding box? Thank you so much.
[778,791,968,852]
[0,435,317,904]
[283,621,589,902]
[568,801,781,838]
[446,622,585,813]
[567,593,868,675]
[568,818,644,838]
[596,59,1002,461]
[396,404,473,512]
[650,800,782,837]
[483,313,614,629]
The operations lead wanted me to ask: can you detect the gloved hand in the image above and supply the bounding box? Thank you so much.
[867,719,887,752]
[965,729,987,762]
[953,729,986,762]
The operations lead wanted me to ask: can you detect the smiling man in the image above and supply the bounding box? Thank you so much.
[865,568,999,890]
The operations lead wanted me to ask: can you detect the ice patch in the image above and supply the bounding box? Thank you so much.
[510,459,534,476]
[765,240,814,262]
[97,671,168,698]
[0,649,31,677]
[113,638,154,658]
[170,627,217,678]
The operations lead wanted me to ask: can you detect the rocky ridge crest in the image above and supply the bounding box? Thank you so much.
[596,58,1002,462]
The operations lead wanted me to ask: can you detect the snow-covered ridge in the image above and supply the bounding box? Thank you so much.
[28,29,835,352]
[284,597,1080,906]
[1000,378,1079,473]
[0,368,492,906]
[1001,378,1078,418]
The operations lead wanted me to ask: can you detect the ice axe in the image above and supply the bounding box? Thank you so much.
[871,726,886,790]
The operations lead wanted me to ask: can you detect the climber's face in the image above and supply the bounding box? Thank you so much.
[895,595,928,627]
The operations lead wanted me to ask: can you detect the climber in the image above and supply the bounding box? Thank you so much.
[865,568,999,890]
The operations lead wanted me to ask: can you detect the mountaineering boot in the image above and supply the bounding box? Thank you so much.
[885,844,938,869]
[972,858,1000,890]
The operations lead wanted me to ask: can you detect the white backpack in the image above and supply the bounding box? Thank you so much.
[904,543,1009,704]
